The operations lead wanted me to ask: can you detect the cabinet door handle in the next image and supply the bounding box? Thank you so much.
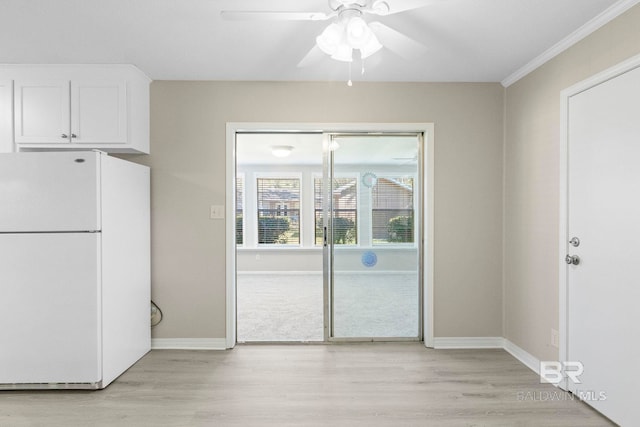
[61,134,68,139]
[71,134,77,138]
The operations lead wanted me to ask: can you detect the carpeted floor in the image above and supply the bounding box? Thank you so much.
[237,272,419,342]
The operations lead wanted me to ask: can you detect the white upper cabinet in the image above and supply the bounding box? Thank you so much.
[71,81,127,144]
[14,80,71,144]
[2,65,149,154]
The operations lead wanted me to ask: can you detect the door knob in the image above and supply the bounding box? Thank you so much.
[565,254,580,265]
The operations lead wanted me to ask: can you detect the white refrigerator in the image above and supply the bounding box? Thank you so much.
[0,151,150,389]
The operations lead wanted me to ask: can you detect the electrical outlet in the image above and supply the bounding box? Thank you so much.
[210,205,225,219]
[551,329,559,348]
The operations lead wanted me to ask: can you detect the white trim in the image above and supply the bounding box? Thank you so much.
[503,339,541,376]
[151,338,228,350]
[227,122,435,348]
[501,88,507,339]
[0,63,151,81]
[149,336,543,377]
[558,52,640,392]
[225,124,238,349]
[559,63,571,392]
[431,338,542,377]
[424,126,435,348]
[432,337,504,349]
[560,51,640,97]
[501,0,640,87]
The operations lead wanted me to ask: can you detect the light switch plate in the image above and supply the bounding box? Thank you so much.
[210,205,225,219]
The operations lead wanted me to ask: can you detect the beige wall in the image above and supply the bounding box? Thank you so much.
[127,81,504,340]
[504,5,640,361]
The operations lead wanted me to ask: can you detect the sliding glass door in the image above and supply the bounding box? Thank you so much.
[323,134,422,340]
[235,130,423,342]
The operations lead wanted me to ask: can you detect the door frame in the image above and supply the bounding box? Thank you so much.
[226,122,435,349]
[558,52,640,390]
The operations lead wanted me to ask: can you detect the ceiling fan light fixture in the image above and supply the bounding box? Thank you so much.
[371,0,390,15]
[360,32,383,59]
[346,17,372,48]
[316,22,344,55]
[331,43,354,62]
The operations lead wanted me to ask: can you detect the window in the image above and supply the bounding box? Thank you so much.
[236,174,244,245]
[314,177,358,245]
[371,177,414,244]
[257,178,300,245]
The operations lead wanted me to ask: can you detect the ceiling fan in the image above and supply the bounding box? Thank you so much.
[221,0,431,69]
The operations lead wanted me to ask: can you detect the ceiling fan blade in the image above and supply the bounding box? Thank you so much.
[220,11,330,21]
[369,21,427,61]
[297,45,326,68]
[370,0,435,16]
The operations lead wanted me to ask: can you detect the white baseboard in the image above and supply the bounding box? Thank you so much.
[503,339,541,376]
[151,338,228,350]
[433,337,504,349]
[432,337,542,377]
[149,337,542,378]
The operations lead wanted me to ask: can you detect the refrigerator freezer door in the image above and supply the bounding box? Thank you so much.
[0,233,101,385]
[0,151,99,232]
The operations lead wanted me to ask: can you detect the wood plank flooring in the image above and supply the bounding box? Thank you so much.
[0,344,614,426]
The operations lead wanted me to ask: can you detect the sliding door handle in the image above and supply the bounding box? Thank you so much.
[323,226,328,247]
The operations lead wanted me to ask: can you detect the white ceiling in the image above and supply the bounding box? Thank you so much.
[0,0,626,83]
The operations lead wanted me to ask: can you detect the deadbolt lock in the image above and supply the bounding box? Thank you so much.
[569,237,580,247]
[565,254,580,265]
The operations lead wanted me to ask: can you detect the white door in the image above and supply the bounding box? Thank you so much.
[14,80,70,144]
[72,81,127,144]
[0,233,101,384]
[566,64,640,425]
[0,151,100,232]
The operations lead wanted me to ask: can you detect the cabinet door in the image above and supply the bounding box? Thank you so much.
[14,80,70,144]
[0,80,12,152]
[71,81,127,144]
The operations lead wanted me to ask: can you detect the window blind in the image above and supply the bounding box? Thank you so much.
[314,177,357,245]
[371,177,414,243]
[257,178,300,244]
[236,175,244,245]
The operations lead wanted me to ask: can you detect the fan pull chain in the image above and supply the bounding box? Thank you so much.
[347,62,353,87]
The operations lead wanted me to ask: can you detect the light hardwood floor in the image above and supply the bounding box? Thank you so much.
[0,344,614,426]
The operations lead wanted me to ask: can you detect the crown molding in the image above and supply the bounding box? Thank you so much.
[501,0,640,87]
